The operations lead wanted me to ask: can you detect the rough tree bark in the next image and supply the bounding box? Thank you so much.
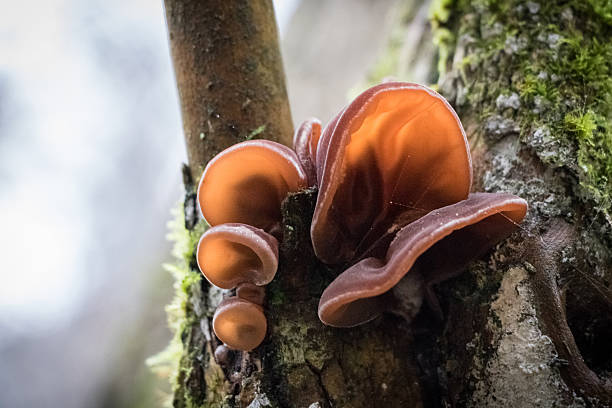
[159,0,612,407]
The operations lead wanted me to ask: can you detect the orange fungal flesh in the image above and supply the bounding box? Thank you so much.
[196,223,278,289]
[198,140,307,231]
[318,193,527,327]
[312,83,472,264]
[213,297,267,351]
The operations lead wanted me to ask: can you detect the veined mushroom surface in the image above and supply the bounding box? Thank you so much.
[309,82,527,327]
[312,82,473,265]
[194,81,528,348]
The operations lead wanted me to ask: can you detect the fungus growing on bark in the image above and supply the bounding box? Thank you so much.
[292,118,322,186]
[212,297,267,351]
[310,82,527,328]
[196,223,279,289]
[318,193,528,327]
[197,140,308,233]
[311,82,472,264]
[195,140,309,351]
[196,81,527,343]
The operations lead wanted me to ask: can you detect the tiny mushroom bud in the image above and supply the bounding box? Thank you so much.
[196,223,279,289]
[214,344,231,366]
[312,82,472,264]
[292,118,322,186]
[198,140,308,232]
[213,297,267,351]
[318,193,527,327]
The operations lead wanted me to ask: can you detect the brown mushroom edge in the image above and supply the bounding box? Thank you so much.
[197,139,308,232]
[318,192,528,327]
[311,82,473,265]
[196,223,279,289]
[293,118,322,186]
[213,297,267,351]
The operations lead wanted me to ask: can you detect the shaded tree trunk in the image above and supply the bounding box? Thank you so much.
[160,0,612,407]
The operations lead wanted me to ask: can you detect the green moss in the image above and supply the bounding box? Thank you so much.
[588,0,612,25]
[436,0,612,223]
[267,281,287,306]
[147,205,208,407]
[429,0,454,24]
[430,0,456,79]
[566,110,612,213]
[245,124,267,140]
[432,27,456,78]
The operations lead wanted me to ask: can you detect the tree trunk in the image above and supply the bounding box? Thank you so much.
[158,0,612,407]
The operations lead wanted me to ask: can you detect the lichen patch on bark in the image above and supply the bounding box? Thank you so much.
[470,266,585,407]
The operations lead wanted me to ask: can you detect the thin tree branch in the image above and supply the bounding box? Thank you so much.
[164,0,293,178]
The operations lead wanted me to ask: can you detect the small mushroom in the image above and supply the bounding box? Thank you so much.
[198,140,308,233]
[236,282,266,306]
[292,118,322,186]
[318,193,527,327]
[311,82,472,264]
[196,223,279,289]
[213,297,267,351]
[214,344,231,366]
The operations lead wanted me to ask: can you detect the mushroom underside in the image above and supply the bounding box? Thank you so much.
[318,193,527,327]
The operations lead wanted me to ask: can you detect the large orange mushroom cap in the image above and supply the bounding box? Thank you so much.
[318,193,527,327]
[198,140,308,232]
[312,82,473,264]
[213,297,267,351]
[196,223,279,289]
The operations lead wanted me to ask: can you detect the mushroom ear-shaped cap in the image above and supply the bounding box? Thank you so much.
[213,297,267,351]
[196,223,279,289]
[198,140,308,231]
[292,118,322,185]
[312,82,472,264]
[318,193,527,327]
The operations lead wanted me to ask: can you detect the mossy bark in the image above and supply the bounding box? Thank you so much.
[161,0,612,407]
[432,0,612,406]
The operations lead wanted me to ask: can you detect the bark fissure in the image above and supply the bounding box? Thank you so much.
[305,359,333,408]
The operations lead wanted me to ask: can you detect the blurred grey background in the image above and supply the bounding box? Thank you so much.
[0,0,405,406]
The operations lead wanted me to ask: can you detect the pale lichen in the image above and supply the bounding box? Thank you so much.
[468,267,586,407]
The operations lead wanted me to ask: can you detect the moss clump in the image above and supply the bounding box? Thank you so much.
[588,0,612,24]
[147,205,208,407]
[436,0,612,224]
[430,0,456,80]
[565,110,612,216]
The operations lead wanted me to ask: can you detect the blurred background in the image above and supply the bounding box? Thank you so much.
[0,0,415,406]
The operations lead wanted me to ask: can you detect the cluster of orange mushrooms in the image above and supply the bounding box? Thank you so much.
[196,82,527,351]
